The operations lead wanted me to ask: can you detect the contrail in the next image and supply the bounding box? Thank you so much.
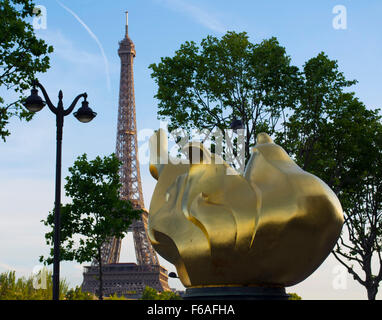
[57,0,111,92]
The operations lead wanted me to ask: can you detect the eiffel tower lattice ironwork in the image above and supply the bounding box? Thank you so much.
[82,12,169,297]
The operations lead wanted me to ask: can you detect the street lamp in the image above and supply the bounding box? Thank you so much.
[230,117,244,132]
[23,80,97,300]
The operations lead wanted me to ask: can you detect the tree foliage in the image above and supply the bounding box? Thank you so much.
[150,31,299,161]
[288,292,302,300]
[40,153,142,300]
[0,0,53,141]
[276,52,357,167]
[105,293,129,300]
[140,286,182,300]
[0,270,68,300]
[0,270,96,300]
[64,286,95,300]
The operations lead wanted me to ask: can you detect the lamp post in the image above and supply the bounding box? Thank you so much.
[24,80,97,300]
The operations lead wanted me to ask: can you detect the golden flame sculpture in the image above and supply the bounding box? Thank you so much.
[148,129,344,288]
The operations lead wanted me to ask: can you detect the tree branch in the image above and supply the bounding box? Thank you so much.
[332,250,366,286]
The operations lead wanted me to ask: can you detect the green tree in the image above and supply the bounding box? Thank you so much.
[329,107,382,300]
[140,286,181,300]
[0,0,53,141]
[278,54,382,300]
[276,52,357,169]
[64,286,95,300]
[288,292,302,300]
[140,286,159,300]
[149,31,299,162]
[157,290,182,300]
[0,270,68,300]
[105,293,129,300]
[40,153,142,300]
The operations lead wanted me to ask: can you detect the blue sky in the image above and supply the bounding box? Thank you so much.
[0,0,381,299]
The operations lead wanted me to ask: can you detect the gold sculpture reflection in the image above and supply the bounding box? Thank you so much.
[148,129,344,288]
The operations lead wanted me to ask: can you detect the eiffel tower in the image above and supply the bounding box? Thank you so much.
[81,12,170,297]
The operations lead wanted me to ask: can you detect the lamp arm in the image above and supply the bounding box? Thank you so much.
[64,93,87,116]
[33,80,57,114]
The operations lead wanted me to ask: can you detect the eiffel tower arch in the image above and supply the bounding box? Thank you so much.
[81,12,170,297]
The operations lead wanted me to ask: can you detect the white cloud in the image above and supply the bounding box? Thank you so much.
[159,0,227,33]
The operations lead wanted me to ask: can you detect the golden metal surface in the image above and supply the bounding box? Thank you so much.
[148,130,344,288]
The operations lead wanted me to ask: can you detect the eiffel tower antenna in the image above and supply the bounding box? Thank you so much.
[125,11,128,36]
